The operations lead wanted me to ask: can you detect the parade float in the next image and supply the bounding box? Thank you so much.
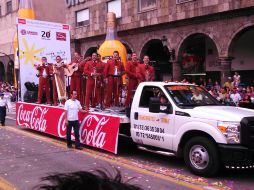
[15,14,126,154]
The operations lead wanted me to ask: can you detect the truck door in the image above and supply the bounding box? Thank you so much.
[131,86,174,150]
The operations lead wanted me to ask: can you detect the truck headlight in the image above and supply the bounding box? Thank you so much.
[217,122,240,144]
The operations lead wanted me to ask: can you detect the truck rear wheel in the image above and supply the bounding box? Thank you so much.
[183,136,220,177]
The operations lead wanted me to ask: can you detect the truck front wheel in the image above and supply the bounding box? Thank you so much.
[183,136,220,177]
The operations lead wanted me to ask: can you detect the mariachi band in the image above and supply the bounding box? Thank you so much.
[34,51,155,111]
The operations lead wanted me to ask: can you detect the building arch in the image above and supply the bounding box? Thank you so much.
[121,40,134,54]
[138,35,172,58]
[176,32,221,57]
[121,41,133,61]
[176,32,220,83]
[140,38,171,81]
[7,60,14,85]
[227,23,254,56]
[84,46,98,58]
[0,61,5,82]
[227,24,254,85]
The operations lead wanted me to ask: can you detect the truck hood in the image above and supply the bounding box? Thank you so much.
[185,106,254,122]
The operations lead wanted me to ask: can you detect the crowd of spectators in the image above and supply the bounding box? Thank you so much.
[182,72,254,109]
[0,82,17,109]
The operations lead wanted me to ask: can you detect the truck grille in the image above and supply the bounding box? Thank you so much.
[240,117,254,149]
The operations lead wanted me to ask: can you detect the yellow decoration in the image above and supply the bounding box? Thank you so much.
[19,38,45,66]
[98,12,127,84]
[98,39,127,68]
[13,0,35,87]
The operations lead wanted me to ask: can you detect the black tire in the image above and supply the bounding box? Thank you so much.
[183,136,220,177]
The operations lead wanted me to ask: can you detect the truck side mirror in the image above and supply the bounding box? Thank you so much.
[149,97,160,113]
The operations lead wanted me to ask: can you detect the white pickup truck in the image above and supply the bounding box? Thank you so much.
[119,82,254,177]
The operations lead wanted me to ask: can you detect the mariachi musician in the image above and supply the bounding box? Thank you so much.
[65,52,84,101]
[35,57,51,104]
[84,52,104,111]
[104,51,125,108]
[51,55,66,106]
[125,52,139,108]
[80,56,91,106]
[136,55,155,84]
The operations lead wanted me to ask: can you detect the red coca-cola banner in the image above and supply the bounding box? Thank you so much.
[16,102,120,154]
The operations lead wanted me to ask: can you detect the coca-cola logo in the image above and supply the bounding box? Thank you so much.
[17,104,48,132]
[56,32,66,41]
[57,114,109,148]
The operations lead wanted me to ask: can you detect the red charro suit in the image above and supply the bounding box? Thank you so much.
[36,63,51,104]
[125,60,139,107]
[79,59,87,106]
[84,60,104,110]
[70,58,84,100]
[104,59,125,107]
[136,63,155,84]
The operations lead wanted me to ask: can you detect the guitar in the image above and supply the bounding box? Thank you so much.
[64,62,79,77]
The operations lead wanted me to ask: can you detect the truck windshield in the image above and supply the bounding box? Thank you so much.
[164,85,221,108]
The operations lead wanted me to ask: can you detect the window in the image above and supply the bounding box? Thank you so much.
[107,0,121,18]
[139,86,160,108]
[138,0,157,12]
[176,0,194,4]
[6,1,12,14]
[76,9,89,27]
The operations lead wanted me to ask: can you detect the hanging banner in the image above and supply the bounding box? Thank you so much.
[16,102,120,154]
[17,18,71,101]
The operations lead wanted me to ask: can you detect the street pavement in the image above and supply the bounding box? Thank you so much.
[0,104,254,190]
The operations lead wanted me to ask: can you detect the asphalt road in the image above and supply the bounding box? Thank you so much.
[0,110,254,190]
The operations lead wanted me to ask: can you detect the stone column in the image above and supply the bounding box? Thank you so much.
[70,39,81,54]
[219,57,232,86]
[172,60,181,81]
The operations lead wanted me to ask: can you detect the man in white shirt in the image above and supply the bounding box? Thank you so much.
[233,72,241,87]
[64,90,86,149]
[230,87,241,106]
[0,93,8,126]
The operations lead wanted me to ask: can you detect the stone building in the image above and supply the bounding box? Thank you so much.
[0,0,66,84]
[66,0,254,85]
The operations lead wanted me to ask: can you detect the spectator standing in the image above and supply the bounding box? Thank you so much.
[224,77,233,90]
[206,78,213,91]
[233,71,241,87]
[239,94,252,109]
[224,93,235,106]
[214,81,221,92]
[3,89,13,111]
[0,93,8,126]
[217,88,227,103]
[230,87,242,106]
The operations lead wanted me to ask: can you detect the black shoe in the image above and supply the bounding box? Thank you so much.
[67,145,72,148]
[75,146,83,150]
